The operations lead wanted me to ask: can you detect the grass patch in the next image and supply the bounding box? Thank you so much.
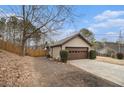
[96,56,124,65]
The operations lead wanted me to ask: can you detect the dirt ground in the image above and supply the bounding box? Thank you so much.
[33,57,119,87]
[96,56,124,65]
[0,50,119,87]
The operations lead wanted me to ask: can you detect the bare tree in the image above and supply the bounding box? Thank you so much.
[0,5,76,56]
[101,38,107,48]
[20,5,74,56]
[6,16,19,43]
[0,17,6,40]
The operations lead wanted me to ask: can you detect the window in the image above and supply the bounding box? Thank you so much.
[72,51,74,53]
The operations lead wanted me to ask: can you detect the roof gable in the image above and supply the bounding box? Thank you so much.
[51,33,92,47]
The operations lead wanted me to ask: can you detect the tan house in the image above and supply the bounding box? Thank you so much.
[50,33,93,60]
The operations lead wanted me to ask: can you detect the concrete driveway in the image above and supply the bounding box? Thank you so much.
[68,59,124,86]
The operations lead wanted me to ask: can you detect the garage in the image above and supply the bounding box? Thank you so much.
[66,47,88,60]
[50,33,92,60]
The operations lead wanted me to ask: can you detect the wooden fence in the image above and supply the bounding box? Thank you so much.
[0,39,48,57]
[26,48,48,57]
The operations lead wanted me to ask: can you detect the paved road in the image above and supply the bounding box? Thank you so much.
[69,59,124,86]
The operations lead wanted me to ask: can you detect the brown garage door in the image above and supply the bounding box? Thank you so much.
[66,47,88,60]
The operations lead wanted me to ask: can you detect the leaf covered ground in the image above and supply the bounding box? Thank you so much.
[0,50,39,87]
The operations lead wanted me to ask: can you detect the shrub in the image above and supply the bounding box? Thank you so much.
[116,53,123,59]
[89,50,96,59]
[111,54,116,58]
[60,50,68,63]
[46,54,51,58]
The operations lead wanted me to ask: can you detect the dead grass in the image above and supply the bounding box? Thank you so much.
[96,56,124,65]
[0,40,47,57]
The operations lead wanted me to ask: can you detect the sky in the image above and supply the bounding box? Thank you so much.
[0,5,124,42]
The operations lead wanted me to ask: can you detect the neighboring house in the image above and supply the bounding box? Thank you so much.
[96,47,116,56]
[49,33,93,60]
[96,42,124,56]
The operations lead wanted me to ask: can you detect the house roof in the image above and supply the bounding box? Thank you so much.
[50,33,92,47]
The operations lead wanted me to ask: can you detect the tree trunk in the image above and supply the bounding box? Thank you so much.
[13,29,16,44]
[21,39,26,56]
[21,5,26,56]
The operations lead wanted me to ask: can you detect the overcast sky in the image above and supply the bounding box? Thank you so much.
[0,5,124,42]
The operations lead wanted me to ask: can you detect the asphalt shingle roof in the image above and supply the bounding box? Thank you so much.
[50,33,92,47]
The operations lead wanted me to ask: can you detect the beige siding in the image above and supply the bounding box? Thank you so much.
[49,48,52,56]
[62,36,92,51]
[50,36,92,60]
[51,46,61,59]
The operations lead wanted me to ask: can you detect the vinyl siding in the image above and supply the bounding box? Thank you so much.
[51,46,61,59]
[62,36,92,50]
